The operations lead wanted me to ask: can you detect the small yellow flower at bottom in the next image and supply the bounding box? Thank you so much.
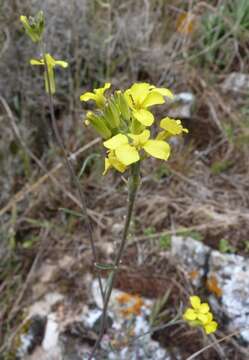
[183,295,218,335]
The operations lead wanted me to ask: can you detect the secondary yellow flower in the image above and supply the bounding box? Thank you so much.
[124,83,174,126]
[160,117,188,135]
[183,296,218,335]
[30,53,68,94]
[80,83,111,109]
[157,117,188,140]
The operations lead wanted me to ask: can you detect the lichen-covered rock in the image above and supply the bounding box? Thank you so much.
[14,315,47,359]
[171,236,210,286]
[208,251,249,343]
[171,235,249,344]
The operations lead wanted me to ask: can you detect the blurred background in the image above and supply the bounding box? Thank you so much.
[1,0,249,359]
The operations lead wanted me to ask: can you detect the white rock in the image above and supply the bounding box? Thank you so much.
[171,236,210,286]
[209,251,249,342]
[28,292,64,318]
[42,313,59,351]
[168,92,195,119]
[222,72,249,93]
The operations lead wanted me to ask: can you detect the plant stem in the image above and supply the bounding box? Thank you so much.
[41,45,104,301]
[88,162,140,360]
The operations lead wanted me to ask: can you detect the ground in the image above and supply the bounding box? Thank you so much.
[0,0,249,358]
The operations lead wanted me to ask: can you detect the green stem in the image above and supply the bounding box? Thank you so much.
[40,43,104,301]
[88,162,140,360]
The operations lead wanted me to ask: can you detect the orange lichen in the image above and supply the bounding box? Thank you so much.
[189,270,199,280]
[116,293,133,304]
[206,275,222,298]
[116,293,144,318]
[176,12,196,35]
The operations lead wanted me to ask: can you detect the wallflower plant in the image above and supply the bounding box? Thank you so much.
[20,10,218,360]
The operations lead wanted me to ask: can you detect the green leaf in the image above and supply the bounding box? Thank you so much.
[94,262,116,271]
[218,239,235,253]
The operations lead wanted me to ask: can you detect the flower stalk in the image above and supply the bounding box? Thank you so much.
[88,162,140,360]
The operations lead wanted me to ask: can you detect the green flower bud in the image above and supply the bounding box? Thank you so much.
[20,11,45,43]
[86,112,112,139]
[115,91,130,122]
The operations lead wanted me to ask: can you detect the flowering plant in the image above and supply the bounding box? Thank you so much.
[183,296,218,334]
[80,82,188,175]
[20,10,219,360]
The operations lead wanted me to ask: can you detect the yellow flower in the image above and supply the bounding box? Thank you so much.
[80,83,111,109]
[128,130,171,161]
[103,151,127,175]
[160,117,188,135]
[103,134,140,167]
[157,117,188,140]
[30,53,68,94]
[124,83,174,126]
[183,296,218,335]
[103,130,170,173]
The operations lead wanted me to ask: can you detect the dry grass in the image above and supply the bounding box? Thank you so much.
[1,0,249,358]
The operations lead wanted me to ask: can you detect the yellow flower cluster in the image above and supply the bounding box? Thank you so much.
[183,296,218,334]
[80,82,188,175]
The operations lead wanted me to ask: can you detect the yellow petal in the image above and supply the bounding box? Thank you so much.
[183,308,197,321]
[153,87,174,99]
[142,91,165,108]
[199,303,210,314]
[143,140,170,160]
[190,296,201,310]
[125,83,151,106]
[204,321,218,334]
[103,158,111,175]
[128,130,150,147]
[160,117,188,135]
[30,59,44,65]
[80,92,96,102]
[103,134,128,150]
[102,82,111,91]
[133,109,154,126]
[198,313,209,325]
[109,154,127,173]
[55,60,68,68]
[115,144,140,166]
[94,83,111,96]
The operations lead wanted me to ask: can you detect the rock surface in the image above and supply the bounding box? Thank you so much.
[222,72,249,93]
[14,280,170,360]
[171,235,249,344]
[167,92,195,119]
